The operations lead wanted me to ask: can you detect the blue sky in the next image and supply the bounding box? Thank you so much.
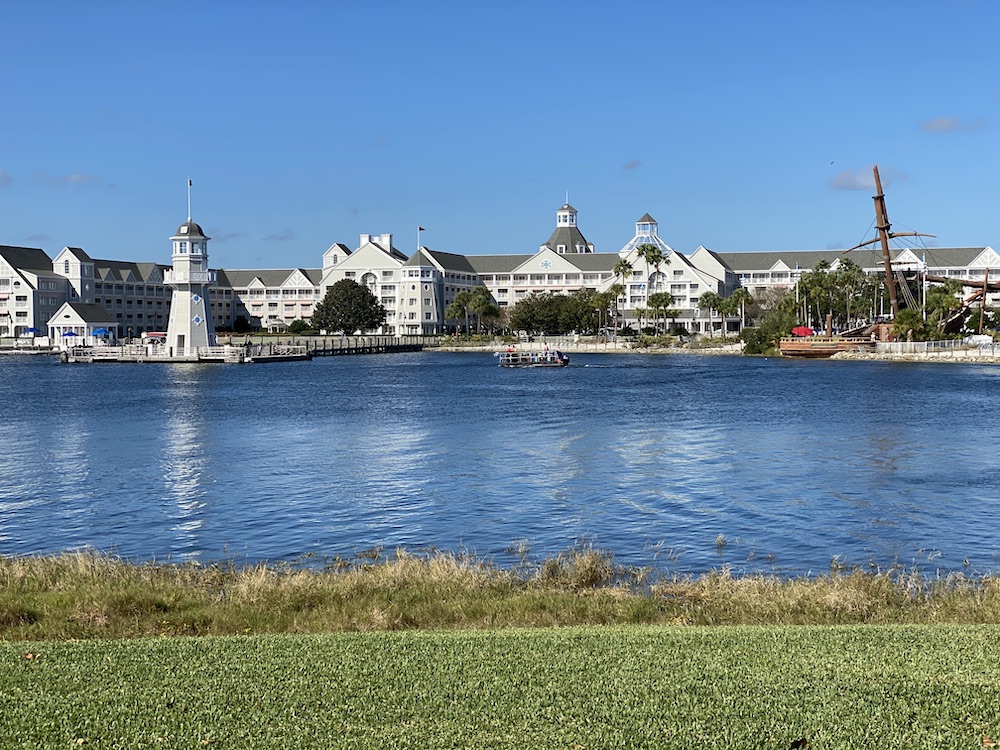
[2,0,997,270]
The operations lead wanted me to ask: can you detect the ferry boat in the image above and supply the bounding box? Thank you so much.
[495,349,570,368]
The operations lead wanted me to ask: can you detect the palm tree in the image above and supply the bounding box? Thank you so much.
[446,290,472,335]
[469,286,497,334]
[636,243,669,305]
[663,308,681,334]
[611,259,633,331]
[729,288,753,330]
[633,306,647,333]
[698,291,723,338]
[647,291,673,335]
[607,283,625,339]
[716,296,740,340]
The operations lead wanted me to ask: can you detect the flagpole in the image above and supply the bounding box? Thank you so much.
[187,178,192,221]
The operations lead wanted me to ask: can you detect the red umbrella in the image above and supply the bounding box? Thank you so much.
[791,326,814,337]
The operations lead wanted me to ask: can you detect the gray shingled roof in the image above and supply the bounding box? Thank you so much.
[66,302,117,323]
[405,248,480,274]
[561,253,619,272]
[715,246,990,273]
[94,259,170,284]
[63,247,93,262]
[543,226,592,253]
[637,213,656,224]
[466,255,534,274]
[174,221,208,239]
[215,268,322,288]
[0,246,53,272]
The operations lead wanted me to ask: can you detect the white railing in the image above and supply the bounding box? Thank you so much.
[163,270,217,284]
[876,338,992,355]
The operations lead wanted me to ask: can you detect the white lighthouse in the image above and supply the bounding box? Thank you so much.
[164,218,216,357]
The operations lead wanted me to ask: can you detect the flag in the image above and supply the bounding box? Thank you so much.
[188,179,193,187]
[418,226,426,231]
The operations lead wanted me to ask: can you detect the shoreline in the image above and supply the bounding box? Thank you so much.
[6,338,1000,364]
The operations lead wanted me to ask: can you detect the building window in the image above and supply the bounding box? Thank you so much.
[423,298,430,306]
[424,312,432,320]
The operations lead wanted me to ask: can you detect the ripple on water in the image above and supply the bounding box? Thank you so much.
[2,352,1000,575]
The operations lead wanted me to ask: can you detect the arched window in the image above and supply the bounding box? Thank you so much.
[64,259,70,274]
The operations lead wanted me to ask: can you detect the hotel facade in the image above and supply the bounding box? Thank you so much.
[2,203,998,343]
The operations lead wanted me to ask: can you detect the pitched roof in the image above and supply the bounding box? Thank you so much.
[715,246,992,273]
[62,247,93,262]
[93,259,170,284]
[0,245,53,272]
[405,248,480,274]
[66,302,117,323]
[466,255,534,274]
[543,226,592,253]
[466,252,619,275]
[216,268,322,288]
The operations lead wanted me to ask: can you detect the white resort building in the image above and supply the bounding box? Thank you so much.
[1,200,999,344]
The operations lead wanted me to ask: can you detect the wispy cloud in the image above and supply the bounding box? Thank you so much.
[829,167,907,192]
[206,228,250,243]
[24,233,51,242]
[0,168,11,188]
[264,228,297,241]
[37,171,113,188]
[622,160,641,171]
[921,116,987,133]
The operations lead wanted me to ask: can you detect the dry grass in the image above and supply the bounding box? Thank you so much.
[4,548,1000,640]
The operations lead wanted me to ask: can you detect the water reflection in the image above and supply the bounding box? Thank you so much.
[159,367,211,559]
[3,353,1000,575]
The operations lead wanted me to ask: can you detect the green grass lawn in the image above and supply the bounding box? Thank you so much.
[3,624,1000,749]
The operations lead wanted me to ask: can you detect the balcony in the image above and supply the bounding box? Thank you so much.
[163,270,217,285]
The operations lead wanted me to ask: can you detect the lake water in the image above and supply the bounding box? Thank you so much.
[1,351,999,577]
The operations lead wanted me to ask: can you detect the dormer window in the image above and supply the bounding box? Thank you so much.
[180,226,189,234]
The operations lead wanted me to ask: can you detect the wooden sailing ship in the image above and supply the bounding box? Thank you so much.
[779,165,933,358]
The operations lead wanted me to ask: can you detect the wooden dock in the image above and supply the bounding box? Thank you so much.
[307,336,423,357]
[60,336,425,364]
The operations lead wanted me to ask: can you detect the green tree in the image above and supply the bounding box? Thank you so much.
[729,288,753,329]
[924,278,963,333]
[559,289,599,334]
[636,243,668,300]
[698,291,723,338]
[612,258,633,316]
[607,283,625,334]
[716,296,740,340]
[312,279,387,334]
[740,306,797,354]
[469,286,499,333]
[446,290,473,334]
[892,308,929,342]
[647,291,673,335]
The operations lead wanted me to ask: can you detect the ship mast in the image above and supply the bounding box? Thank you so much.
[872,166,898,316]
[845,165,935,319]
